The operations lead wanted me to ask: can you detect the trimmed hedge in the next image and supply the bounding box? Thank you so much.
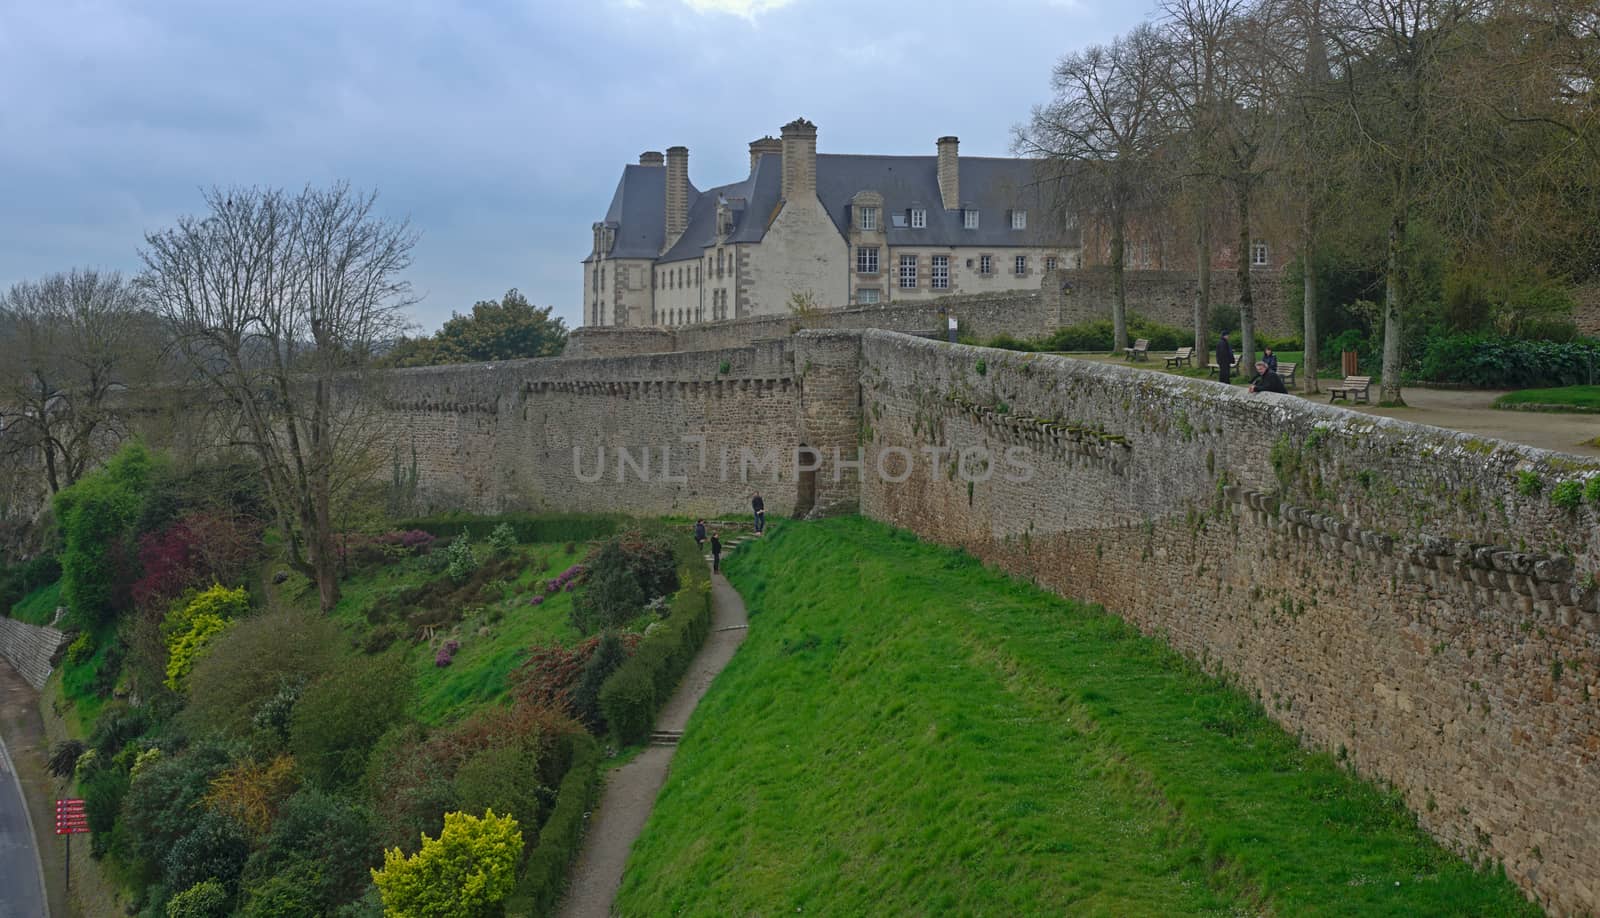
[598,535,714,746]
[502,733,602,916]
[393,512,624,545]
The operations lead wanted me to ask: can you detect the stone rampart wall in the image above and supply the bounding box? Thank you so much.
[0,617,66,691]
[854,329,1598,915]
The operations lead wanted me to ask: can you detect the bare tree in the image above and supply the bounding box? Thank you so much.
[139,184,417,611]
[1329,0,1492,403]
[1018,24,1167,351]
[0,270,145,493]
[1156,0,1246,357]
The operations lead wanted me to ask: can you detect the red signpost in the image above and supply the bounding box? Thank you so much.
[55,798,88,892]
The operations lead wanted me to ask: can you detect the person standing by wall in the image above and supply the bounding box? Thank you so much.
[1216,332,1235,386]
[752,492,765,535]
[694,518,707,548]
[710,533,722,573]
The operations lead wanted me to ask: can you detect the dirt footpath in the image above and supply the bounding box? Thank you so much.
[0,659,61,917]
[1303,387,1600,457]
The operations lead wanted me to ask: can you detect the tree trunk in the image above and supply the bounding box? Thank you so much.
[1301,204,1320,394]
[1381,210,1406,405]
[1195,212,1211,359]
[1235,188,1256,381]
[1110,205,1128,353]
[41,440,61,494]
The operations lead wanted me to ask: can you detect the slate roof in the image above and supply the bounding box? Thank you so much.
[589,151,1074,265]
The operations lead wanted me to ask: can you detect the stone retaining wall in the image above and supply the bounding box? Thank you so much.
[0,618,67,691]
[855,330,1598,915]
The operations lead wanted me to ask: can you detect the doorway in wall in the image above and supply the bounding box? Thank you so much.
[794,444,819,517]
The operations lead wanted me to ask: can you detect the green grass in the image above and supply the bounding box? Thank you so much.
[618,518,1536,917]
[9,580,62,626]
[410,545,585,725]
[1492,385,1600,413]
[308,543,590,726]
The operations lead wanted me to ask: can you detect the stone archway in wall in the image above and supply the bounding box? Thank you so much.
[794,444,819,518]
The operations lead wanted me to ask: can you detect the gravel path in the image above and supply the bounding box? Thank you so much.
[556,565,751,918]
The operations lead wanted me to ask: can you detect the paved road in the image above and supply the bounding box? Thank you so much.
[0,728,47,918]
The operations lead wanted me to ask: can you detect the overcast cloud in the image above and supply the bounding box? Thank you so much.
[0,0,1155,331]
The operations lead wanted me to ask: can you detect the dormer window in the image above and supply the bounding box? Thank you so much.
[1011,209,1027,230]
[963,209,979,230]
[911,208,927,229]
[859,206,879,231]
[891,213,908,228]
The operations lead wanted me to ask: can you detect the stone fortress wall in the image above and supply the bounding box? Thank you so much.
[566,268,1295,359]
[377,326,1595,914]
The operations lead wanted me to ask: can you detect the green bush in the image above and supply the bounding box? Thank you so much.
[54,442,160,628]
[371,809,523,918]
[167,879,230,918]
[240,788,379,913]
[184,606,342,737]
[1551,480,1583,511]
[573,631,629,732]
[1587,477,1600,505]
[487,522,517,555]
[1410,334,1600,389]
[503,734,601,916]
[453,744,547,848]
[164,811,250,897]
[599,540,713,745]
[444,534,479,584]
[164,612,234,692]
[0,555,61,618]
[122,740,235,872]
[1516,470,1543,497]
[290,654,413,789]
[570,530,680,634]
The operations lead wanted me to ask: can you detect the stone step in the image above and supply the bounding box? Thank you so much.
[649,730,683,747]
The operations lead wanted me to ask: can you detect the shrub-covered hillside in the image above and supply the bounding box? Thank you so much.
[19,442,714,917]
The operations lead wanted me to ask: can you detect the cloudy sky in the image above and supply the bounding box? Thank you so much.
[0,0,1155,332]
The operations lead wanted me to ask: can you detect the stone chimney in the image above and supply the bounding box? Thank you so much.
[937,136,959,211]
[639,151,664,166]
[780,118,817,202]
[749,135,782,175]
[665,145,689,245]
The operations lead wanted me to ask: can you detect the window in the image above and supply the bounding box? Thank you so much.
[858,288,881,304]
[911,208,927,229]
[899,254,918,288]
[891,213,907,228]
[963,209,979,229]
[856,246,880,274]
[932,255,950,289]
[1011,209,1027,230]
[1045,256,1058,271]
[980,254,992,275]
[859,207,879,231]
[1014,255,1027,275]
[1251,239,1269,266]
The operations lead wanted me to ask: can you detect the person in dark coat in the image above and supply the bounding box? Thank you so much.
[1249,361,1287,394]
[710,534,722,573]
[1216,333,1235,385]
[1262,347,1278,375]
[694,519,707,546]
[752,492,765,535]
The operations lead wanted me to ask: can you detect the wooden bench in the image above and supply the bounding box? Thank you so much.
[1123,338,1150,361]
[1207,355,1242,379]
[1276,362,1297,388]
[1164,346,1194,369]
[1328,375,1372,404]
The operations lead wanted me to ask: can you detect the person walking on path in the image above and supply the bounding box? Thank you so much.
[1216,332,1235,386]
[1249,361,1287,394]
[694,519,706,547]
[710,534,722,572]
[751,492,765,536]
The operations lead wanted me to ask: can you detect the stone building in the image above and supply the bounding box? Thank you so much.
[581,118,1082,328]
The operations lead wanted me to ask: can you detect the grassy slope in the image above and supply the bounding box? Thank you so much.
[309,543,587,726]
[618,518,1535,917]
[1493,385,1600,412]
[9,581,61,626]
